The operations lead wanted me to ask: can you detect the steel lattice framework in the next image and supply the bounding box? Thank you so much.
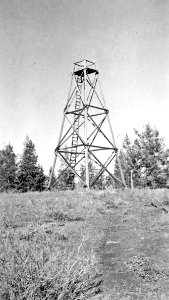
[48,59,126,189]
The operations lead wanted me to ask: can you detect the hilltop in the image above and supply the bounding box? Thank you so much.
[0,189,169,299]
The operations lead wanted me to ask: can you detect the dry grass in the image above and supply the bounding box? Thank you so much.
[0,232,102,300]
[1,189,169,299]
[0,190,105,300]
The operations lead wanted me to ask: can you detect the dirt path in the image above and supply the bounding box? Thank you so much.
[96,203,169,299]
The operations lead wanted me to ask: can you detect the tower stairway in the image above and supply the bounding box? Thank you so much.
[67,76,82,188]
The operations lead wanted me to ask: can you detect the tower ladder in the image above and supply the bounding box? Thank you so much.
[67,76,82,187]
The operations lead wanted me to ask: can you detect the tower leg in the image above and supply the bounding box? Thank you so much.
[84,62,89,189]
[99,78,126,187]
[47,115,65,189]
[48,154,57,189]
[84,106,89,188]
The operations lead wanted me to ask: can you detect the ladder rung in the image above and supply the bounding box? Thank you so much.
[69,89,81,176]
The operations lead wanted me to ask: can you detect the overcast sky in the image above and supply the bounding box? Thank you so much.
[0,0,169,173]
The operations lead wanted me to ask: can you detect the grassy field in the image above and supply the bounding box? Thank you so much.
[0,189,169,299]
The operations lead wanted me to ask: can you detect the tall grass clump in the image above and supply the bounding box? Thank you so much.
[0,232,102,300]
[0,191,104,300]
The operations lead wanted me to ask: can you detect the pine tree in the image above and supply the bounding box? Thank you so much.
[113,134,142,187]
[114,124,169,188]
[80,160,95,187]
[133,124,169,188]
[17,136,46,192]
[80,156,104,189]
[0,144,17,192]
[164,149,169,188]
[34,165,46,191]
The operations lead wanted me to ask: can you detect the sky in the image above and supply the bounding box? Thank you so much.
[0,0,169,173]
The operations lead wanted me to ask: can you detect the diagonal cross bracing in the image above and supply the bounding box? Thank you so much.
[48,59,126,189]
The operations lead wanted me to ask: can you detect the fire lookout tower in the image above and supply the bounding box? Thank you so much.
[48,59,126,189]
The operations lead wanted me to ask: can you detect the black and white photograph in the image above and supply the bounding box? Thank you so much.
[0,0,169,299]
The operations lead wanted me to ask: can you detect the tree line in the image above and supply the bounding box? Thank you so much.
[1,124,169,192]
[0,136,46,192]
[114,124,169,188]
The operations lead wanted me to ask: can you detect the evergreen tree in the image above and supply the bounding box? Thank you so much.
[34,165,46,191]
[114,135,139,187]
[80,160,95,187]
[133,124,169,188]
[17,137,46,192]
[0,144,17,192]
[114,124,169,188]
[80,157,105,189]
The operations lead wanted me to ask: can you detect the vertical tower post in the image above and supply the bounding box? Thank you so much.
[83,60,89,188]
[48,114,65,189]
